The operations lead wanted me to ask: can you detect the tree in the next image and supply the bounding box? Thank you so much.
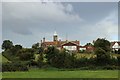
[10,45,22,55]
[18,48,34,61]
[94,48,110,65]
[32,43,40,49]
[44,46,59,64]
[2,40,13,51]
[85,43,93,46]
[14,45,22,50]
[94,38,111,65]
[39,47,44,54]
[44,47,76,68]
[32,43,42,54]
[37,47,44,62]
[94,38,111,52]
[117,56,120,66]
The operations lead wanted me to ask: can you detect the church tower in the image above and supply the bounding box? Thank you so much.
[53,31,58,42]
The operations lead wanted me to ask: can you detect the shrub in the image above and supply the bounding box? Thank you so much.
[18,48,34,61]
[109,58,118,66]
[94,48,111,66]
[2,62,28,72]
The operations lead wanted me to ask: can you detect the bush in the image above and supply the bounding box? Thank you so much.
[30,60,38,66]
[2,50,15,61]
[94,48,111,66]
[109,58,118,66]
[102,65,118,70]
[2,62,28,72]
[18,48,34,61]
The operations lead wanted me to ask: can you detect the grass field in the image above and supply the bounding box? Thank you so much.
[2,69,119,78]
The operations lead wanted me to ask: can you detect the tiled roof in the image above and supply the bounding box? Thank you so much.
[61,41,79,46]
[42,40,80,47]
[111,41,120,47]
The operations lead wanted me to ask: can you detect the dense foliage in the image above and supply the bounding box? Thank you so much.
[94,38,111,52]
[2,40,13,51]
[94,38,111,65]
[1,39,120,72]
[2,62,28,72]
[18,48,34,61]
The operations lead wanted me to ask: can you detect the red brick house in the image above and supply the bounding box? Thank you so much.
[41,31,80,51]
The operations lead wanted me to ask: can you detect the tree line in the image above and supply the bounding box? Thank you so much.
[1,38,120,72]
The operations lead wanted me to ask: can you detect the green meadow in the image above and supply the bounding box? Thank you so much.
[2,69,119,78]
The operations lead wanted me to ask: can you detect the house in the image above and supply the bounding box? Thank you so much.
[111,41,120,51]
[79,45,94,53]
[79,46,86,51]
[41,31,80,51]
[86,45,94,52]
[61,41,79,51]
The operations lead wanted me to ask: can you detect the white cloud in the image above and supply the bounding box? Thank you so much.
[3,2,81,23]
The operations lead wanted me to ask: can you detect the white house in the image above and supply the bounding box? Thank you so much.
[111,41,120,51]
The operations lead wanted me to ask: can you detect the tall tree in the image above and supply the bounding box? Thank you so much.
[94,38,111,52]
[94,48,110,65]
[44,46,59,64]
[94,38,111,65]
[2,40,13,51]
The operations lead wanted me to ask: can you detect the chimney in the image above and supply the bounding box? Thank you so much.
[39,40,42,47]
[43,37,45,42]
[41,40,42,43]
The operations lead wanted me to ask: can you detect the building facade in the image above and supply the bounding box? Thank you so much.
[41,31,80,51]
[40,32,119,53]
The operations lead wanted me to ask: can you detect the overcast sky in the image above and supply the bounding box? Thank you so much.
[2,2,118,47]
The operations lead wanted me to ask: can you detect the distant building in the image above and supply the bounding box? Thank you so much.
[41,32,119,53]
[79,45,94,53]
[41,31,80,51]
[111,41,120,51]
[61,41,79,51]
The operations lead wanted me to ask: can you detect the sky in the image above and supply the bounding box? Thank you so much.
[2,2,118,48]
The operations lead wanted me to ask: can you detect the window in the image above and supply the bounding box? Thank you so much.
[63,46,77,50]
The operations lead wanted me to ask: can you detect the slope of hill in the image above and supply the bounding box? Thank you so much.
[0,53,9,63]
